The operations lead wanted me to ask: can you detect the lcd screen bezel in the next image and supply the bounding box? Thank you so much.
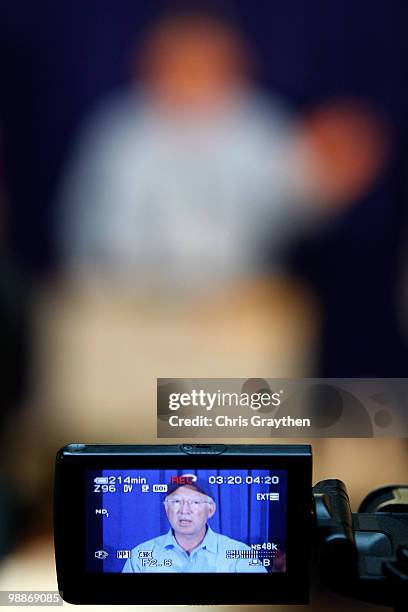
[54,444,312,605]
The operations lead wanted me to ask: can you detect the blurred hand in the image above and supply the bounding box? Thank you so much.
[296,101,388,208]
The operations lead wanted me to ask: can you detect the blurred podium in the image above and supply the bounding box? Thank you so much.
[20,276,407,506]
[32,277,318,443]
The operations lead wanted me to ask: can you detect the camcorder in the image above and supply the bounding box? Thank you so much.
[54,444,407,609]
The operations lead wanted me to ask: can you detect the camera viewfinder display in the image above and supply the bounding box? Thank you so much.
[86,469,287,573]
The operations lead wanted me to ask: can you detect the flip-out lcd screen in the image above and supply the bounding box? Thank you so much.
[86,468,287,573]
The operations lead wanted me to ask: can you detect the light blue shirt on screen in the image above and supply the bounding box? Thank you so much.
[122,525,267,573]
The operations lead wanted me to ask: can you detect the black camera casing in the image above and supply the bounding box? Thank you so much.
[54,443,312,605]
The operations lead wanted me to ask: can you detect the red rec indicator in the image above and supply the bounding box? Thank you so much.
[171,476,195,485]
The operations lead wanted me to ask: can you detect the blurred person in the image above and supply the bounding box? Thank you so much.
[30,6,398,518]
[34,4,389,464]
[55,8,386,292]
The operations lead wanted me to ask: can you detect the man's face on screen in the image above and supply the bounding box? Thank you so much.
[164,485,216,538]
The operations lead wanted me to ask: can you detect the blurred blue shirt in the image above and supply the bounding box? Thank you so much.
[58,91,310,291]
[122,525,267,573]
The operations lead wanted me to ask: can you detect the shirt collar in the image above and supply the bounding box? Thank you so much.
[163,525,217,554]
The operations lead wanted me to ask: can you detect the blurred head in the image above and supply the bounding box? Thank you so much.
[138,11,251,112]
[164,484,216,538]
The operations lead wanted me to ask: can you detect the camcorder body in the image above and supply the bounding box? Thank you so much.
[54,444,407,608]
